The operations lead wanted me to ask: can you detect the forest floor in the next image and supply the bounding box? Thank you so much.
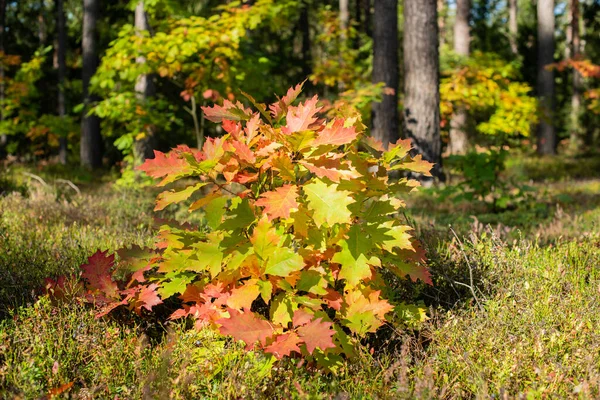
[1,154,600,399]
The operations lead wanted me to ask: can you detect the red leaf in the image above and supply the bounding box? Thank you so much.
[218,309,274,350]
[269,82,305,120]
[80,251,119,298]
[132,284,163,315]
[313,119,359,147]
[254,184,299,220]
[264,332,303,359]
[323,289,343,311]
[299,158,358,183]
[296,317,336,354]
[138,150,192,186]
[292,308,314,327]
[201,100,251,123]
[231,140,256,164]
[282,95,322,134]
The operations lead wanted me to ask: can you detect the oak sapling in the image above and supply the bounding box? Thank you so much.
[66,83,433,369]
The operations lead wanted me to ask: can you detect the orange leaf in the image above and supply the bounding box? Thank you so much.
[218,309,274,350]
[313,119,359,146]
[255,184,299,220]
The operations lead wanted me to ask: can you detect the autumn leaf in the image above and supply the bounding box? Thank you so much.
[342,288,394,334]
[313,119,359,147]
[138,150,194,186]
[269,81,305,120]
[304,180,354,227]
[282,95,322,134]
[299,157,358,183]
[255,184,300,220]
[226,279,261,310]
[80,250,119,298]
[383,138,412,164]
[251,217,280,260]
[332,225,380,288]
[297,317,336,354]
[264,247,304,277]
[390,154,433,176]
[218,309,274,350]
[264,332,302,359]
[202,100,252,123]
[132,284,163,315]
[155,182,208,211]
[231,140,256,164]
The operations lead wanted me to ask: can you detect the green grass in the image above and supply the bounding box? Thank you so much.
[1,158,600,399]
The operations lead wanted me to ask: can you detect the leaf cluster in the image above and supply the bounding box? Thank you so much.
[62,84,433,369]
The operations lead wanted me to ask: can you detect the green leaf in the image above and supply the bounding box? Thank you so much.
[332,225,380,288]
[304,180,354,228]
[265,247,304,277]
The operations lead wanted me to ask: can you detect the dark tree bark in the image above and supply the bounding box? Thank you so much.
[448,0,470,155]
[371,0,398,148]
[134,1,156,163]
[536,0,556,155]
[80,0,102,168]
[508,0,518,55]
[0,0,6,152]
[300,0,311,79]
[57,0,68,164]
[403,0,443,180]
[569,0,583,152]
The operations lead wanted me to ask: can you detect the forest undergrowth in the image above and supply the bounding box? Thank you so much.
[1,158,599,399]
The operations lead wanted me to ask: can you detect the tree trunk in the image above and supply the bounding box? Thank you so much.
[134,1,156,163]
[57,0,68,164]
[448,0,470,155]
[0,0,6,153]
[371,0,398,148]
[339,0,349,31]
[569,0,583,152]
[80,0,102,168]
[38,0,47,45]
[508,0,518,55]
[403,0,443,181]
[536,0,556,155]
[300,0,311,79]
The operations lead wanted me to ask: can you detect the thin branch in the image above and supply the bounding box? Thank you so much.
[56,179,81,195]
[449,226,484,311]
[22,172,49,187]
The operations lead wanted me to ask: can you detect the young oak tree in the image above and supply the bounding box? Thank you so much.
[52,84,433,369]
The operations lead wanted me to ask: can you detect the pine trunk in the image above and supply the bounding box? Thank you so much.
[508,0,518,55]
[339,0,349,31]
[403,0,443,180]
[134,1,156,163]
[0,0,6,152]
[536,0,556,155]
[449,0,470,155]
[57,0,68,164]
[371,0,398,148]
[80,0,103,168]
[569,0,583,152]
